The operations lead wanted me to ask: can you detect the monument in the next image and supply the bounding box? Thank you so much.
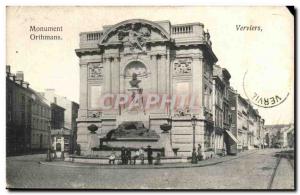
[75,19,217,157]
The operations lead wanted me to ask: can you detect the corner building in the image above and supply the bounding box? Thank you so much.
[75,19,218,156]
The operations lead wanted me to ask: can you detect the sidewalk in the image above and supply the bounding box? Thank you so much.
[39,150,259,169]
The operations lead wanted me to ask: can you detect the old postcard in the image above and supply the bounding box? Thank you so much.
[6,6,295,190]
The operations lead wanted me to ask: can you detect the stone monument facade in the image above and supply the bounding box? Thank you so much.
[75,19,217,156]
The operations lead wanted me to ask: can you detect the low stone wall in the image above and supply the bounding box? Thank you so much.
[65,155,188,165]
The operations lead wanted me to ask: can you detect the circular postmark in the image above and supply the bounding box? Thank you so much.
[243,70,290,108]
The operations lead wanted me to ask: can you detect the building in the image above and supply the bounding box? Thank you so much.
[50,103,65,129]
[248,106,257,149]
[50,103,67,152]
[265,124,294,148]
[6,65,51,156]
[75,19,218,156]
[228,87,266,154]
[286,126,294,148]
[228,89,249,153]
[212,65,231,154]
[40,89,79,153]
[253,112,266,149]
[221,68,232,153]
[31,93,51,151]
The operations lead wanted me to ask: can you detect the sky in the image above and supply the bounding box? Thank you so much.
[6,6,294,125]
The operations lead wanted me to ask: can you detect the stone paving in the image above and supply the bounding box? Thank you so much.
[271,158,294,189]
[6,149,294,189]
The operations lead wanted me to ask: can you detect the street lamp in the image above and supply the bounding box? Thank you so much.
[191,115,198,164]
[46,123,52,162]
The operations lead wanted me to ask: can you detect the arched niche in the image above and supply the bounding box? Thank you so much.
[123,61,151,93]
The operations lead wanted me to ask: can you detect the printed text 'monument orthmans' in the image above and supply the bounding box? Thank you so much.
[30,26,63,32]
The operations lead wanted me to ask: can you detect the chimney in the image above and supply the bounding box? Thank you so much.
[22,81,30,88]
[9,73,16,81]
[6,65,10,74]
[15,71,24,81]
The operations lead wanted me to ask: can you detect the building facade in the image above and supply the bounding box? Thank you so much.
[265,124,294,148]
[211,65,232,155]
[228,87,266,154]
[75,19,218,156]
[6,65,51,156]
[50,103,68,152]
[74,19,266,157]
[212,65,225,154]
[41,89,79,153]
[31,93,51,151]
[248,106,256,149]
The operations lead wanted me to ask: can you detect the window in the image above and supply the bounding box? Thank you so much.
[21,112,25,124]
[7,111,12,122]
[36,119,39,129]
[209,89,212,110]
[7,92,12,106]
[219,111,222,126]
[21,94,25,104]
[32,118,35,128]
[21,94,25,110]
[204,85,208,108]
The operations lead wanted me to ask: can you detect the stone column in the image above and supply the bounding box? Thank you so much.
[111,57,120,114]
[76,61,89,154]
[156,54,168,114]
[103,57,112,94]
[166,54,171,96]
[158,54,167,94]
[111,57,120,95]
[192,57,203,116]
[78,62,88,118]
[150,54,158,94]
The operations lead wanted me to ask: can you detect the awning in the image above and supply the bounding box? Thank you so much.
[225,130,239,143]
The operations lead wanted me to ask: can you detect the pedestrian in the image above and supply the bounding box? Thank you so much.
[126,149,132,165]
[147,145,153,165]
[154,152,161,165]
[51,146,57,159]
[197,144,203,161]
[133,149,140,165]
[139,147,145,165]
[121,146,126,165]
[108,151,116,165]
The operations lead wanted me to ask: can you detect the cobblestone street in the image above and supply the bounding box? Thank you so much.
[6,149,294,190]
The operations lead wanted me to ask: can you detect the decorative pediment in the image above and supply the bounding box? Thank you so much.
[99,19,171,52]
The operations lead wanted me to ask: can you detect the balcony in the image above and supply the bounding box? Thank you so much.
[171,23,211,47]
[79,31,103,48]
[171,24,194,35]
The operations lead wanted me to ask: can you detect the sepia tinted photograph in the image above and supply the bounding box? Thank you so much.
[5,6,295,190]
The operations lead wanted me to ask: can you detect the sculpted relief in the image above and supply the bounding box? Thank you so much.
[118,23,151,52]
[87,110,102,118]
[173,58,192,75]
[88,63,103,79]
[101,21,169,54]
